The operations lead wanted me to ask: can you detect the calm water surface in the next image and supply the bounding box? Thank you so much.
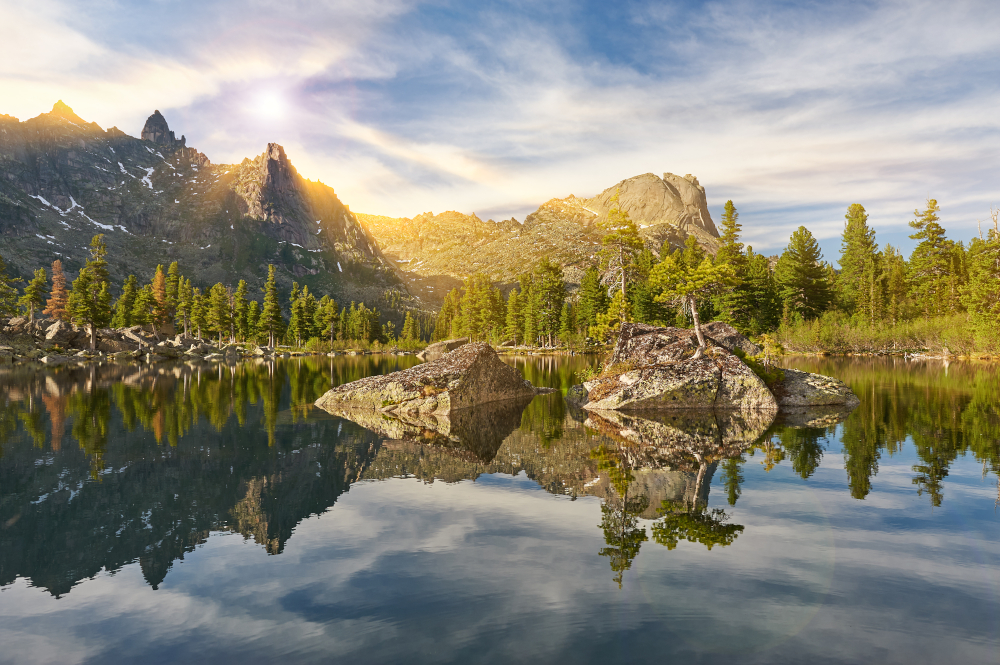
[1,354,999,664]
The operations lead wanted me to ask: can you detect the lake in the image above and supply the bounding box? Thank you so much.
[0,353,998,664]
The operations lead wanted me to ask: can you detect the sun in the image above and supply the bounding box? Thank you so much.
[254,91,286,119]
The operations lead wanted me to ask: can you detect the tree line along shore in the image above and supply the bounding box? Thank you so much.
[1,194,997,357]
[429,195,1000,358]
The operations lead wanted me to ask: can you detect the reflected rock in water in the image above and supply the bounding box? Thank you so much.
[583,408,773,469]
[324,395,534,462]
[777,404,856,429]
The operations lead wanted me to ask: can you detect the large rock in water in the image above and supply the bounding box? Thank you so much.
[416,337,468,361]
[774,368,860,408]
[573,323,777,412]
[314,342,540,416]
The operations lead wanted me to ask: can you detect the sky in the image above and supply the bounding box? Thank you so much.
[2,0,999,260]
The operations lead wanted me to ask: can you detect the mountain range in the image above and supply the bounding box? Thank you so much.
[0,101,720,311]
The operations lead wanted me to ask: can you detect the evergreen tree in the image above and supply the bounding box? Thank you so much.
[401,311,418,341]
[838,203,880,315]
[433,288,462,340]
[775,226,832,320]
[882,244,908,326]
[533,258,566,346]
[165,261,180,316]
[67,234,112,350]
[651,255,735,357]
[176,277,193,337]
[908,199,951,318]
[43,259,69,321]
[963,219,1000,343]
[130,284,155,326]
[233,280,250,342]
[505,289,523,344]
[259,265,284,347]
[577,265,609,335]
[597,191,644,306]
[247,300,262,344]
[111,275,139,328]
[743,248,781,334]
[206,283,232,344]
[0,255,21,316]
[559,301,574,342]
[191,287,207,340]
[314,296,339,345]
[150,265,169,338]
[19,267,48,320]
[712,200,752,331]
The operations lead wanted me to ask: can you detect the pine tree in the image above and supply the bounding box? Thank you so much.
[150,265,169,338]
[597,191,644,305]
[111,275,139,328]
[233,280,250,342]
[247,299,261,344]
[908,199,950,319]
[0,255,21,316]
[577,265,609,336]
[881,245,908,326]
[743,248,781,334]
[712,200,752,331]
[19,267,48,320]
[130,284,154,326]
[963,215,1000,343]
[259,265,284,347]
[651,255,735,357]
[314,296,339,345]
[401,311,417,341]
[838,203,880,315]
[67,234,112,350]
[534,258,566,346]
[775,226,832,320]
[191,288,207,340]
[559,301,574,342]
[176,277,193,337]
[43,259,69,321]
[165,261,180,316]
[505,289,523,344]
[433,288,461,340]
[206,283,232,344]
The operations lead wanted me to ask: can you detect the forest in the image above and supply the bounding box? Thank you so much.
[432,196,1000,355]
[2,194,998,355]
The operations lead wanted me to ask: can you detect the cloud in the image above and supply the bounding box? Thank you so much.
[3,0,1000,254]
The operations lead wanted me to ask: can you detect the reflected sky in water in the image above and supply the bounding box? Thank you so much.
[0,354,999,664]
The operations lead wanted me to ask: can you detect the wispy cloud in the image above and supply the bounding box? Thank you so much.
[3,0,999,257]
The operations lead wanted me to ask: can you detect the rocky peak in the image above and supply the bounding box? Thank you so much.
[141,110,186,148]
[48,100,86,125]
[585,172,719,244]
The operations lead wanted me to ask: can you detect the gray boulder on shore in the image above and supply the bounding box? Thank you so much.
[314,342,544,417]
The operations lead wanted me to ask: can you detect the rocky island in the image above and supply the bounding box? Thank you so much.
[568,322,859,414]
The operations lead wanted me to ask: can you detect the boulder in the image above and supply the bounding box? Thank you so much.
[4,316,28,335]
[44,320,78,345]
[774,368,860,408]
[578,323,776,412]
[417,337,469,361]
[315,342,542,416]
[699,321,761,356]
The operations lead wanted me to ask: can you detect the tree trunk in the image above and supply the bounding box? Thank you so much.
[690,296,706,360]
[89,323,96,351]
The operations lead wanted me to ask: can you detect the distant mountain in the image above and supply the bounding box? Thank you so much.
[0,102,398,303]
[360,172,720,304]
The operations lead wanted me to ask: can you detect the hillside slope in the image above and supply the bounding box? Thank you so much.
[0,102,397,302]
[362,172,720,304]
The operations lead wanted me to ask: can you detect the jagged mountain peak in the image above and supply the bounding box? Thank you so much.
[141,110,186,148]
[48,100,86,125]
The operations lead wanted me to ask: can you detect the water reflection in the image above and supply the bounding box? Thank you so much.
[1,354,1000,602]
